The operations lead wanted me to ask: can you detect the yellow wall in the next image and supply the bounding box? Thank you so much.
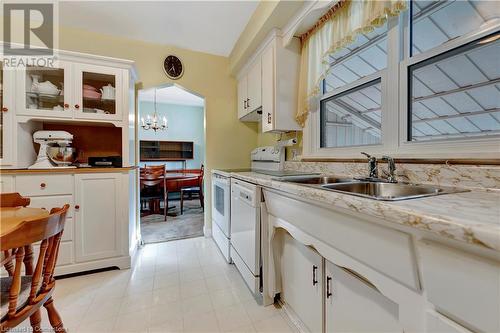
[56,26,258,230]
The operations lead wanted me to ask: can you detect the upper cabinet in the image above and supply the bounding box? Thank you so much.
[0,60,15,166]
[17,60,73,119]
[74,63,123,121]
[16,62,124,122]
[237,30,301,132]
[261,34,301,133]
[238,58,261,121]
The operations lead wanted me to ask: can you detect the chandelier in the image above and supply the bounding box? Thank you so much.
[141,88,167,132]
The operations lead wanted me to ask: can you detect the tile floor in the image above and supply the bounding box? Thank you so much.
[17,236,297,333]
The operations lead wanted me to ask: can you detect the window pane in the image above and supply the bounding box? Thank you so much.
[323,23,387,93]
[321,79,382,147]
[411,0,500,55]
[408,33,500,142]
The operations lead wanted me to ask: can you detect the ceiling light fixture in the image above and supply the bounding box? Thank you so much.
[141,88,167,132]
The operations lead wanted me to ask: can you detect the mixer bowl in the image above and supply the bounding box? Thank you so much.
[47,147,77,165]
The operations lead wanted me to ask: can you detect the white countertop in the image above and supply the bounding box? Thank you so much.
[227,171,500,252]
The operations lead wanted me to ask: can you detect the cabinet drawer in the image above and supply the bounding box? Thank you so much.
[418,241,500,333]
[29,195,73,218]
[32,241,73,267]
[426,311,473,333]
[16,174,73,196]
[0,175,14,192]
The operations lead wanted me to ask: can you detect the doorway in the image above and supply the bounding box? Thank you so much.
[137,84,206,244]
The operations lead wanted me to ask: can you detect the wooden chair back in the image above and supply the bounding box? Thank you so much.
[0,204,70,331]
[142,164,166,174]
[1,193,31,278]
[0,193,30,208]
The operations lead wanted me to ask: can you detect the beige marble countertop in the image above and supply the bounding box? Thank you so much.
[228,171,500,252]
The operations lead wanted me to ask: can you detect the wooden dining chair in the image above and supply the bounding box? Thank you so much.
[0,204,70,333]
[0,193,31,208]
[140,166,168,221]
[0,193,32,283]
[180,164,204,214]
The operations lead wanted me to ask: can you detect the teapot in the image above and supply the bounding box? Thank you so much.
[100,84,115,100]
[33,78,61,95]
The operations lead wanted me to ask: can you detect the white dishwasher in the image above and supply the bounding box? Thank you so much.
[230,178,261,296]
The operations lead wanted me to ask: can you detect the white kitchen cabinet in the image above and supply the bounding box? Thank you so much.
[73,63,123,121]
[418,241,500,333]
[16,60,73,119]
[74,173,124,262]
[426,311,474,333]
[0,60,15,166]
[237,76,248,119]
[0,175,14,192]
[281,233,323,333]
[246,60,261,113]
[16,61,124,122]
[325,261,402,333]
[261,33,301,133]
[237,58,262,121]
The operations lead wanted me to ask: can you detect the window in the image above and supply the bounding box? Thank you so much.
[310,0,500,158]
[320,23,387,148]
[321,79,382,147]
[408,33,500,141]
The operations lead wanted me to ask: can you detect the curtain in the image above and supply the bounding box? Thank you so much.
[295,0,407,127]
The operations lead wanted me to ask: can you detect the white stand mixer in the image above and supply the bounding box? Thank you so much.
[29,131,77,169]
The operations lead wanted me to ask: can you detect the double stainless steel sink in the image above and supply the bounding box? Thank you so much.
[279,175,468,201]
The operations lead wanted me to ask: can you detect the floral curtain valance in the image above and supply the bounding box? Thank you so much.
[295,0,407,127]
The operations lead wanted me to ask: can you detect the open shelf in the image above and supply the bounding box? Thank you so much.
[140,140,194,161]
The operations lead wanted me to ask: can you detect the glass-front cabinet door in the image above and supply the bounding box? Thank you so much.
[16,61,72,118]
[0,61,14,166]
[74,63,122,121]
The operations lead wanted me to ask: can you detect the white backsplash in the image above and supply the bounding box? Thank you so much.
[284,161,500,191]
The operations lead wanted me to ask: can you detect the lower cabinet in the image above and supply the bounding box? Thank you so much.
[281,232,402,333]
[281,234,323,333]
[74,173,124,262]
[325,262,401,333]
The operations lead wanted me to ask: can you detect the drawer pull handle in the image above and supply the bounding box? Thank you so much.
[326,276,333,298]
[64,103,69,108]
[1,107,8,112]
[40,183,46,188]
[312,265,318,286]
[75,104,80,109]
[75,205,80,210]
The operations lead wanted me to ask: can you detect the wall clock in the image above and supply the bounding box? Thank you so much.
[163,55,184,80]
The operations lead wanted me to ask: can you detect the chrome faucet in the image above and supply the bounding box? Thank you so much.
[381,155,397,183]
[361,152,378,178]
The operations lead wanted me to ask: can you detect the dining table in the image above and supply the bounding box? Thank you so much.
[0,207,50,238]
[0,206,50,274]
[139,172,200,216]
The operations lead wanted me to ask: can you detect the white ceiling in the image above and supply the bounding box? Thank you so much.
[139,85,205,107]
[59,1,259,57]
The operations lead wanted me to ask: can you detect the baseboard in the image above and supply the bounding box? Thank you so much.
[278,298,308,333]
[204,225,212,238]
[53,256,131,277]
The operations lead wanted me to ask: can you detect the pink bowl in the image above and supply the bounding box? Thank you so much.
[83,89,101,99]
[83,84,97,91]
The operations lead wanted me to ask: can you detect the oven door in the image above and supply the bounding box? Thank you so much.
[212,174,230,237]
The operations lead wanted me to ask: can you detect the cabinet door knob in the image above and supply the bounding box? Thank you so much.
[326,276,333,298]
[40,183,46,188]
[75,205,80,210]
[312,265,318,286]
[1,107,8,112]
[64,103,69,108]
[75,104,80,109]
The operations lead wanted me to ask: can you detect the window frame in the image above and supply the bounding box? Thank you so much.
[304,2,500,159]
